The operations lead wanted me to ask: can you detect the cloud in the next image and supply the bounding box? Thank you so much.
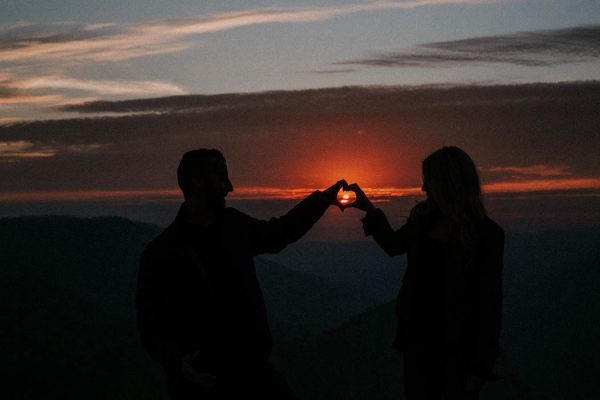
[311,69,357,74]
[0,22,178,64]
[487,164,572,177]
[0,117,20,126]
[0,93,63,105]
[0,139,108,162]
[59,80,600,115]
[337,24,600,68]
[0,81,598,193]
[0,1,497,122]
[16,76,185,96]
[0,70,184,118]
[0,1,497,65]
[132,0,497,37]
[0,140,56,160]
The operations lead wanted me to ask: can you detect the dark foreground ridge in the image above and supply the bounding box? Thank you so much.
[1,215,599,399]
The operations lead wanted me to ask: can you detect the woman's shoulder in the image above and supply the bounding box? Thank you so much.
[481,216,503,233]
[478,216,505,248]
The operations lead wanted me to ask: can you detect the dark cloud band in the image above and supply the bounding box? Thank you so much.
[1,81,598,192]
[336,25,600,68]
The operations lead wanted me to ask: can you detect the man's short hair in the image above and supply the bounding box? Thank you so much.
[177,148,225,197]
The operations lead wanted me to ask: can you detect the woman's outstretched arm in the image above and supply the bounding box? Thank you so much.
[347,183,414,256]
[362,208,414,256]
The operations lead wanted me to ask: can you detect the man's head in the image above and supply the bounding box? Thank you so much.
[177,149,234,208]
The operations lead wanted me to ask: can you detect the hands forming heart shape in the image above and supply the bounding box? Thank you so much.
[321,180,372,211]
[337,182,375,212]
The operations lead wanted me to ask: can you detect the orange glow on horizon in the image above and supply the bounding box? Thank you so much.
[1,177,599,202]
[483,178,600,193]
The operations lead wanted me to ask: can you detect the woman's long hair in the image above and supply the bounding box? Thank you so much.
[422,146,486,249]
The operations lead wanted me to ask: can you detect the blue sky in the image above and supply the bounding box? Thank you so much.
[1,0,600,123]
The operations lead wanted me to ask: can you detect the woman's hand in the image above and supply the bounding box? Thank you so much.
[345,183,375,213]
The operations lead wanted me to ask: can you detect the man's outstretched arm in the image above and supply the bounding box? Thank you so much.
[241,180,346,255]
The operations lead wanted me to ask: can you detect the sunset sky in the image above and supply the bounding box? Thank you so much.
[1,0,599,235]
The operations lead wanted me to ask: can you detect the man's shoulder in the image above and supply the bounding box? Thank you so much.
[140,222,181,259]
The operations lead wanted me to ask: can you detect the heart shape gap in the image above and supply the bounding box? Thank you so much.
[337,188,357,206]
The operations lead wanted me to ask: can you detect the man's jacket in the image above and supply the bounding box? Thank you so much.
[136,191,328,376]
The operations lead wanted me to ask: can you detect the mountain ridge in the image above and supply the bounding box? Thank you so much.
[2,215,599,399]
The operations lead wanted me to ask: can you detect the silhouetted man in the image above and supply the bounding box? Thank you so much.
[137,149,345,399]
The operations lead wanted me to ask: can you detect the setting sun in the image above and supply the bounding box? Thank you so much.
[337,188,357,206]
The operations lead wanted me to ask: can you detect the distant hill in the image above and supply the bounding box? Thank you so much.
[0,215,161,320]
[271,301,403,400]
[274,300,552,400]
[1,276,164,399]
[1,216,598,399]
[262,240,405,302]
[0,215,388,398]
[0,216,165,399]
[0,215,373,331]
[257,258,383,337]
[271,228,600,400]
[500,229,600,400]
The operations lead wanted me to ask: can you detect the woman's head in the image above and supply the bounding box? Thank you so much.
[422,146,486,245]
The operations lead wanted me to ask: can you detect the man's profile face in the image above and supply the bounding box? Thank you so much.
[201,158,234,209]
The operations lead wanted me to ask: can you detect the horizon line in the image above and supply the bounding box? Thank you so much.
[1,178,599,202]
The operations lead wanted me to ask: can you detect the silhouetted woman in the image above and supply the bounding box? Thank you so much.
[348,146,504,399]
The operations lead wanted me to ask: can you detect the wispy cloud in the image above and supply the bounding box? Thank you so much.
[0,117,20,126]
[337,24,600,68]
[0,22,180,64]
[488,164,572,177]
[0,71,184,120]
[0,140,108,162]
[0,93,63,105]
[311,68,357,74]
[0,0,497,121]
[0,140,56,160]
[0,1,496,65]
[16,76,185,96]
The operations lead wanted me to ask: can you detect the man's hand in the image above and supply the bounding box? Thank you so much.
[344,183,375,213]
[181,352,217,387]
[320,180,348,210]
